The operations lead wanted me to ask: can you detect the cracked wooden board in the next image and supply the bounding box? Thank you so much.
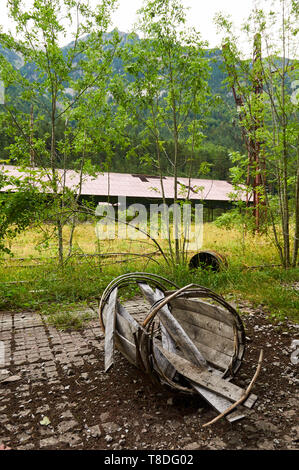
[156,344,257,408]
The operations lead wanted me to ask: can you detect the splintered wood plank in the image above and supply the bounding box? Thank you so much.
[159,322,177,379]
[167,313,235,371]
[156,344,257,408]
[169,298,235,327]
[170,307,234,340]
[115,313,136,345]
[172,314,235,357]
[115,301,141,345]
[190,382,246,423]
[138,283,208,369]
[114,331,137,366]
[104,287,118,372]
[117,301,141,331]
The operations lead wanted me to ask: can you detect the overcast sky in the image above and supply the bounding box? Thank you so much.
[2,1,254,41]
[1,0,262,55]
[111,0,253,46]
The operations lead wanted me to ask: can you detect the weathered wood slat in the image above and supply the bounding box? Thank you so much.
[243,393,258,409]
[160,322,177,379]
[103,300,138,338]
[173,315,235,357]
[156,344,257,407]
[161,321,176,353]
[137,329,152,373]
[115,312,136,344]
[169,298,235,327]
[152,343,178,382]
[190,381,246,423]
[185,342,231,371]
[104,287,118,372]
[169,297,245,368]
[124,301,150,325]
[114,331,136,366]
[138,283,209,370]
[139,303,230,371]
[138,286,177,379]
[152,338,244,422]
[117,301,141,331]
[170,307,234,340]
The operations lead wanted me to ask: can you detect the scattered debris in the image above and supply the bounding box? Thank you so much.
[40,416,51,426]
[99,273,263,426]
[0,375,21,384]
[0,369,10,381]
[290,340,299,365]
[89,425,102,438]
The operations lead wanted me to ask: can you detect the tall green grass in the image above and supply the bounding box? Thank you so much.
[0,256,298,325]
[0,223,298,329]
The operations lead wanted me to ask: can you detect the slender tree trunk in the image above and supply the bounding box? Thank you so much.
[282,126,290,267]
[281,2,290,267]
[169,62,180,263]
[152,104,173,265]
[51,93,64,265]
[173,128,180,263]
[68,129,86,258]
[30,105,35,167]
[292,142,299,267]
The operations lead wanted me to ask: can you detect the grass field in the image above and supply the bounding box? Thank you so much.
[0,222,298,328]
[0,221,282,264]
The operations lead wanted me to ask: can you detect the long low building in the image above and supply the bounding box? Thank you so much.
[0,165,248,216]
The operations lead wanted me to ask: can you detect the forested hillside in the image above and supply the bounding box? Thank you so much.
[0,30,244,180]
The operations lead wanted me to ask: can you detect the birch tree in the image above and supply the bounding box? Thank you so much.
[0,0,119,263]
[111,0,211,265]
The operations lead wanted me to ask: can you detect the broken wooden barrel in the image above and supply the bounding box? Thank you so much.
[99,272,261,425]
[189,250,227,272]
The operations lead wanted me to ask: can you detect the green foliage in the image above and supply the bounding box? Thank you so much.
[0,170,47,253]
[215,0,299,267]
[0,0,120,261]
[214,208,247,231]
[0,12,246,178]
[109,0,213,264]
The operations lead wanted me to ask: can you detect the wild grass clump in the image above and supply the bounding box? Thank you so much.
[41,302,94,330]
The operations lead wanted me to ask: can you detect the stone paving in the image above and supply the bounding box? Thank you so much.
[0,310,102,370]
[0,309,104,449]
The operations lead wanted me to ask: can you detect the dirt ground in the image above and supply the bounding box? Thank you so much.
[0,294,298,452]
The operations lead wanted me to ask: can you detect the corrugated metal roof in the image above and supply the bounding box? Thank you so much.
[0,165,246,202]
